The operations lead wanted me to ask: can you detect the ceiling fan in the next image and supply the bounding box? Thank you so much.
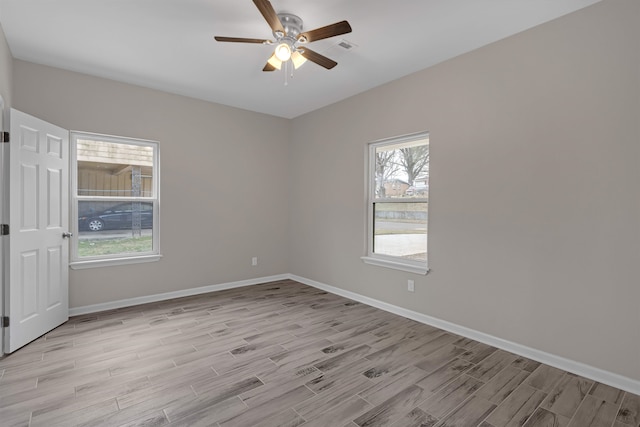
[214,0,352,72]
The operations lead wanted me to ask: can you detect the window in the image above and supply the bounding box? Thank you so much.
[70,132,160,269]
[362,132,429,275]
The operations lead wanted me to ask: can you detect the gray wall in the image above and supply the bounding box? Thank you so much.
[13,61,291,309]
[289,0,640,382]
[0,22,11,107]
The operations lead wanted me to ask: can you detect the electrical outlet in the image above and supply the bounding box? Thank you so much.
[407,280,415,292]
[252,257,258,266]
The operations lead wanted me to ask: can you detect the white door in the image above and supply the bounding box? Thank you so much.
[5,109,69,352]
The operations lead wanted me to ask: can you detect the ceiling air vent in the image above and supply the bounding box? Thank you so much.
[323,39,358,60]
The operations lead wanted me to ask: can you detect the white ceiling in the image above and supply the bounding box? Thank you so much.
[0,0,600,119]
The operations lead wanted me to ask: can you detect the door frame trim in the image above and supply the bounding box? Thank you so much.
[0,94,6,357]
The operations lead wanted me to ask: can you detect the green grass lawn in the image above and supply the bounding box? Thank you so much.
[375,229,426,235]
[78,236,153,257]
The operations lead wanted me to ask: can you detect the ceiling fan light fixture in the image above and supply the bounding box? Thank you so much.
[275,42,292,61]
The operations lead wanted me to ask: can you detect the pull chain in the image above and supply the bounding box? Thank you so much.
[284,60,288,86]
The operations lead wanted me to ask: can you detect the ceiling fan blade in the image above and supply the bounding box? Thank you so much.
[263,62,277,72]
[214,36,271,44]
[298,20,352,43]
[298,48,338,70]
[253,0,285,34]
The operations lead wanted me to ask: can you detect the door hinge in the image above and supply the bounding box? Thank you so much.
[1,316,8,328]
[0,224,8,235]
[0,131,8,143]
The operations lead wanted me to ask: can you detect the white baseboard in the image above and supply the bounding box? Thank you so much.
[289,274,640,396]
[68,274,289,316]
[68,272,640,395]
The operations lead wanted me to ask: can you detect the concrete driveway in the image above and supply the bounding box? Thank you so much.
[374,234,427,257]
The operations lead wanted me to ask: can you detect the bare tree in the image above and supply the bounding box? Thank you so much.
[399,145,429,186]
[375,150,399,197]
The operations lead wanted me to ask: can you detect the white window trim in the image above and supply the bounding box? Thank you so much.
[361,255,429,275]
[69,131,160,269]
[362,132,429,275]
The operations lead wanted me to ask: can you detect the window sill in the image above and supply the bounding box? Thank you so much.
[70,254,162,270]
[361,256,429,275]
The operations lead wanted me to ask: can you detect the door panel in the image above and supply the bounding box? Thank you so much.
[6,109,69,353]
[21,164,38,229]
[21,251,38,318]
[47,247,62,309]
[48,168,62,227]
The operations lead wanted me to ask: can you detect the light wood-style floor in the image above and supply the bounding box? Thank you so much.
[1,280,638,427]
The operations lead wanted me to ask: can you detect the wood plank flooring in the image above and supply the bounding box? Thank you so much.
[0,279,638,427]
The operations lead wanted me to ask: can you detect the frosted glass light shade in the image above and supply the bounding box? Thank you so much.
[275,43,292,61]
[267,54,282,70]
[291,51,307,69]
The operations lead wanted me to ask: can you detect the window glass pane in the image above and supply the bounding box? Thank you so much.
[366,132,429,272]
[374,141,428,199]
[77,200,153,258]
[373,202,427,261]
[77,139,154,197]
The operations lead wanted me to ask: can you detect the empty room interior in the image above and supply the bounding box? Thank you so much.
[0,0,639,426]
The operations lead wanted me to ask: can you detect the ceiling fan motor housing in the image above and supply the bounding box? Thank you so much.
[275,13,304,43]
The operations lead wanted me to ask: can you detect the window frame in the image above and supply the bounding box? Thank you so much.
[69,131,161,269]
[362,132,429,275]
